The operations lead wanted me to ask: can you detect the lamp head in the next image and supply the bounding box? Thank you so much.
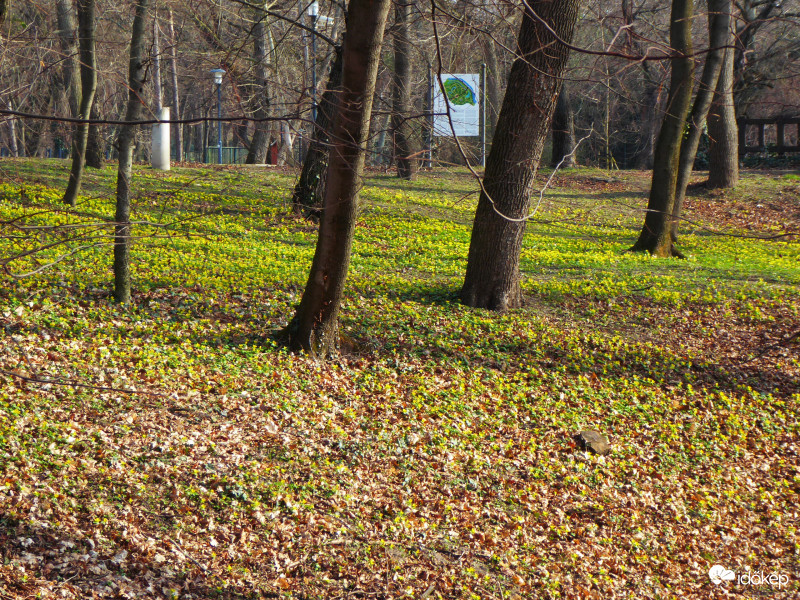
[307,1,318,17]
[210,68,226,85]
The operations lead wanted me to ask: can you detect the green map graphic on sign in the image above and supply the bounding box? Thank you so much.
[443,77,477,106]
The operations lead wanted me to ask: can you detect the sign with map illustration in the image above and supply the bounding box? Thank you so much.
[433,73,480,137]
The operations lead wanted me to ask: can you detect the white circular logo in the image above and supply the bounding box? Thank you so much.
[709,565,736,585]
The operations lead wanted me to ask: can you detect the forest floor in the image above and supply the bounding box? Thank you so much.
[0,159,798,600]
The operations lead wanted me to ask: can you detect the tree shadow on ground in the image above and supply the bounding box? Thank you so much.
[0,515,278,599]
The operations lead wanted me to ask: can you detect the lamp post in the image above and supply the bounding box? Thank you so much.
[307,1,319,123]
[210,68,226,164]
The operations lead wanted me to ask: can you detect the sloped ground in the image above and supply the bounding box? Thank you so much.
[0,161,798,599]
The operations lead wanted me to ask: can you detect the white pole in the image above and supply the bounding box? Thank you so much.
[151,106,170,170]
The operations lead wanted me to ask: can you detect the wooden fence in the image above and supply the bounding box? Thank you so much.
[738,117,800,156]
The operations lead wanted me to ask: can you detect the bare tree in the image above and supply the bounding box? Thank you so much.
[708,21,739,189]
[551,85,576,168]
[629,0,694,257]
[62,0,97,207]
[281,0,392,357]
[114,0,150,303]
[460,0,581,310]
[392,0,417,179]
[671,0,732,241]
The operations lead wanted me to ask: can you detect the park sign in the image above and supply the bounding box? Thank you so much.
[433,73,480,137]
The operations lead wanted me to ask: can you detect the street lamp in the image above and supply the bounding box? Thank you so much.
[307,2,319,122]
[210,68,226,164]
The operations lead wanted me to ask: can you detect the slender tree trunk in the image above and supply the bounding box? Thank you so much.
[635,82,659,169]
[291,43,343,216]
[460,0,580,310]
[550,84,576,168]
[630,0,694,258]
[62,0,97,207]
[392,2,417,179]
[281,0,391,357]
[167,9,182,161]
[152,17,162,110]
[708,27,739,189]
[246,7,271,164]
[6,101,18,157]
[55,0,81,118]
[671,0,731,241]
[114,0,149,304]
[481,36,501,143]
[86,103,104,168]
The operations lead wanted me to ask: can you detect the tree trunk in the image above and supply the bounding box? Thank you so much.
[671,0,731,241]
[550,84,576,168]
[114,0,149,304]
[62,0,97,207]
[392,2,417,179]
[152,17,162,110]
[481,36,502,143]
[708,28,739,189]
[291,43,343,216]
[246,7,271,164]
[55,0,80,118]
[167,9,182,161]
[6,101,18,157]
[281,0,391,358]
[86,103,104,168]
[630,0,694,258]
[460,0,580,311]
[635,82,659,169]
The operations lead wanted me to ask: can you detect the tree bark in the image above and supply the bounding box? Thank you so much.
[460,0,580,311]
[392,2,417,179]
[671,0,731,241]
[281,0,391,358]
[6,101,18,157]
[62,0,97,207]
[246,6,271,164]
[708,27,739,189]
[630,0,694,258]
[291,43,343,216]
[55,0,81,118]
[550,84,576,168]
[86,103,104,168]
[481,36,502,143]
[167,9,182,162]
[114,0,149,304]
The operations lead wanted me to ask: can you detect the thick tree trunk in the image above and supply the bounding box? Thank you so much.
[114,0,149,304]
[708,30,739,189]
[86,103,104,168]
[392,2,417,179]
[460,0,580,311]
[281,0,391,358]
[168,9,182,162]
[62,0,97,207]
[630,0,694,258]
[291,43,343,216]
[671,0,731,241]
[246,7,271,164]
[550,84,576,168]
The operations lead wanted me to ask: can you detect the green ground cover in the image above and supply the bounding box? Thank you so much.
[0,159,798,599]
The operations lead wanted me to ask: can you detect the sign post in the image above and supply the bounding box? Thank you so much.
[431,71,485,166]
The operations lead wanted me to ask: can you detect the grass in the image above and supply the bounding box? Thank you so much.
[0,158,798,599]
